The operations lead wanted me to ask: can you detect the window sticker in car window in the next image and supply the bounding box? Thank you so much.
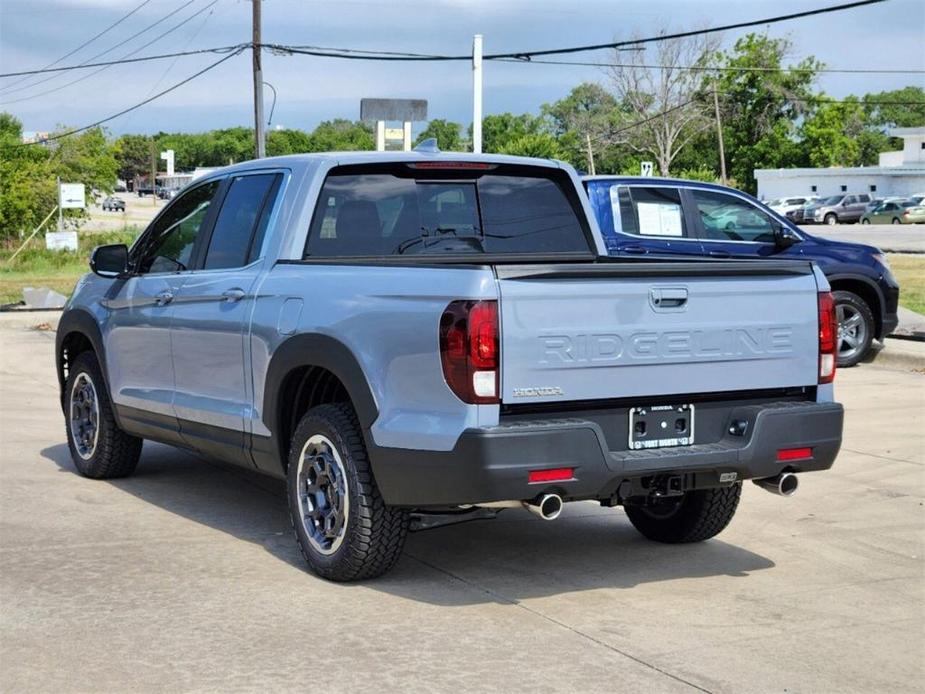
[637,202,683,237]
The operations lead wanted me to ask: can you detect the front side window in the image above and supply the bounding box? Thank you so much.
[134,181,221,274]
[692,190,777,243]
[305,165,589,257]
[203,173,281,270]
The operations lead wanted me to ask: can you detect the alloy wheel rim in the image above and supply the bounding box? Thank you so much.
[296,434,350,555]
[69,372,99,460]
[836,303,867,361]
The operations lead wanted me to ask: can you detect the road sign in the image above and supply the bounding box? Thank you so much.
[640,161,654,177]
[58,183,85,209]
[160,149,175,176]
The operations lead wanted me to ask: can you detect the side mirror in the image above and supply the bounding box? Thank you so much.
[775,226,802,249]
[90,244,129,278]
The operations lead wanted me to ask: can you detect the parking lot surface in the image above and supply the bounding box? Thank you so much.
[804,224,925,253]
[1,326,923,693]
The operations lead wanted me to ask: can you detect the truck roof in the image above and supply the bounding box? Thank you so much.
[217,151,568,176]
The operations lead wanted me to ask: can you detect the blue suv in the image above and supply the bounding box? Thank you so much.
[584,176,900,367]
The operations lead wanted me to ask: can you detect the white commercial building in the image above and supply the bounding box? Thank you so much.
[755,126,925,201]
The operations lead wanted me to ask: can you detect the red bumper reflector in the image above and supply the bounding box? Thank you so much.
[528,467,575,483]
[777,447,813,461]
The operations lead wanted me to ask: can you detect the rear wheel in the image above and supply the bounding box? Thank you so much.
[861,218,870,224]
[833,290,874,367]
[892,218,901,225]
[65,351,142,479]
[625,484,742,543]
[287,403,409,581]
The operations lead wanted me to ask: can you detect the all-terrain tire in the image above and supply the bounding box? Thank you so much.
[64,351,142,479]
[625,483,742,543]
[287,403,409,581]
[832,289,875,368]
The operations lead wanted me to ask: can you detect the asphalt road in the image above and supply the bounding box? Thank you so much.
[1,326,923,693]
[802,224,924,253]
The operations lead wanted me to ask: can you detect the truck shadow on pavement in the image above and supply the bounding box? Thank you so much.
[43,441,775,606]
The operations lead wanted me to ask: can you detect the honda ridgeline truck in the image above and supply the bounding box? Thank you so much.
[57,149,844,581]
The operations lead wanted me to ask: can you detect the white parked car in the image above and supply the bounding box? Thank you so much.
[767,197,812,216]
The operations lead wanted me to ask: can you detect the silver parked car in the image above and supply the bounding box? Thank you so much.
[804,194,872,225]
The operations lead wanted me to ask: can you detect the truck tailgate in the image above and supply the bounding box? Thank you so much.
[496,261,819,404]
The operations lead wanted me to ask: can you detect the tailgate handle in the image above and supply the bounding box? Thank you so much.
[650,287,688,310]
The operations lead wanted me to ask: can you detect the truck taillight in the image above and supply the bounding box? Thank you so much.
[818,291,837,384]
[439,300,499,404]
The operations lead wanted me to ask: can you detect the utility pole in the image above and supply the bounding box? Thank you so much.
[252,0,265,159]
[150,138,157,206]
[472,34,483,154]
[585,133,596,176]
[713,83,727,185]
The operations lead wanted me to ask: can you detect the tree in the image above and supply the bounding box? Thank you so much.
[414,119,464,151]
[498,133,564,159]
[0,113,56,241]
[800,97,867,167]
[478,113,544,153]
[714,34,821,192]
[267,128,312,156]
[607,27,721,176]
[542,83,621,174]
[112,134,153,182]
[864,86,925,129]
[308,119,374,151]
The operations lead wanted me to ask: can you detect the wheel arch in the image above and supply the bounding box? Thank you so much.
[826,273,884,339]
[56,310,110,415]
[261,333,379,472]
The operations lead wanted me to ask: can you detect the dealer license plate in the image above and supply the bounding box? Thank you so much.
[628,404,694,450]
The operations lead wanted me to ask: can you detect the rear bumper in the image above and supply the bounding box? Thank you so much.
[371,400,843,507]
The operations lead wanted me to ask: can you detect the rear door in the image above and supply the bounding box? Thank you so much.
[586,182,704,258]
[169,171,283,463]
[496,262,820,405]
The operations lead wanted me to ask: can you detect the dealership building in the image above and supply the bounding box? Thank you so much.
[755,126,925,201]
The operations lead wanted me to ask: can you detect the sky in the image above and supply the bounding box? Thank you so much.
[1,0,923,137]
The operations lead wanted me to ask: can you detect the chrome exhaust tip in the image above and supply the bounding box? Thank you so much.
[753,472,799,497]
[524,493,563,520]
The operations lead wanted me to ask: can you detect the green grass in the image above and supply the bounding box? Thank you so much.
[0,230,139,305]
[888,254,925,316]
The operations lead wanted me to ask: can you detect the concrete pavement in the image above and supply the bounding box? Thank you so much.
[1,325,923,693]
[803,224,925,253]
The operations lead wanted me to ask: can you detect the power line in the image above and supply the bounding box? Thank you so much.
[0,46,245,79]
[493,57,925,76]
[17,47,246,147]
[0,0,198,97]
[2,0,221,105]
[269,0,888,62]
[0,0,153,92]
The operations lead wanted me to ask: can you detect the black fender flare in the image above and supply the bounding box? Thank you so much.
[825,271,887,335]
[261,332,379,449]
[55,309,111,415]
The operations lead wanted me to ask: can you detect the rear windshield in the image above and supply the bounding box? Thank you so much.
[304,163,591,257]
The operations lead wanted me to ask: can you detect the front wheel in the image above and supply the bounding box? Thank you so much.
[824,213,838,225]
[625,484,742,543]
[65,351,142,478]
[833,289,875,367]
[861,218,870,224]
[287,403,409,581]
[892,218,901,225]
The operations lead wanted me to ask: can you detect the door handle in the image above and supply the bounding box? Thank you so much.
[154,290,173,306]
[221,288,246,302]
[708,250,731,259]
[622,245,647,255]
[650,287,688,309]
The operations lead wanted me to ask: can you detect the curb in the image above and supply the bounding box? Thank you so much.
[863,338,925,372]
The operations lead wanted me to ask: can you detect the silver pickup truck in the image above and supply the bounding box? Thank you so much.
[56,149,843,581]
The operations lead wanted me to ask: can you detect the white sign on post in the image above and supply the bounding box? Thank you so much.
[160,149,175,176]
[58,183,86,209]
[46,230,79,251]
[640,161,654,177]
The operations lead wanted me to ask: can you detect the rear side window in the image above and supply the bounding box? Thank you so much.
[591,185,688,239]
[204,173,281,270]
[305,164,590,257]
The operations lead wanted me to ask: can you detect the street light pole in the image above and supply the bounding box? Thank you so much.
[472,34,483,154]
[252,0,265,159]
